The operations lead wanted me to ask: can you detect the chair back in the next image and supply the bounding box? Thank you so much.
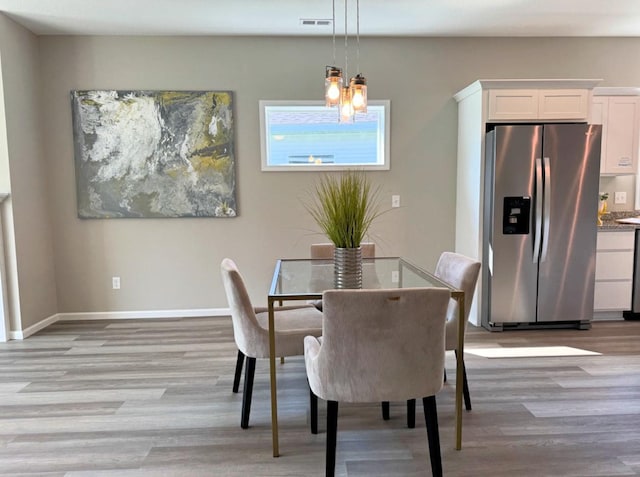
[307,288,450,403]
[220,258,266,357]
[310,242,375,259]
[434,252,481,350]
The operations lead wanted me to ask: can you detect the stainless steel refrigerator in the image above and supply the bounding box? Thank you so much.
[482,123,602,330]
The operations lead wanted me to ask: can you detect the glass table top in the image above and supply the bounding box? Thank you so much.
[269,257,456,299]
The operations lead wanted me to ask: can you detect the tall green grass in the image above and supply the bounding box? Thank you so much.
[305,170,381,248]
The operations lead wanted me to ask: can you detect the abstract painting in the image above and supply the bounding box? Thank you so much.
[71,90,236,218]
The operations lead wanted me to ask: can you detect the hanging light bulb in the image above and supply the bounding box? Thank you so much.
[339,86,354,123]
[323,0,368,121]
[350,74,367,113]
[324,0,342,108]
[350,0,367,113]
[325,66,343,107]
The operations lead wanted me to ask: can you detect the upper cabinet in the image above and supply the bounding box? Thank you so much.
[590,88,640,175]
[488,89,590,121]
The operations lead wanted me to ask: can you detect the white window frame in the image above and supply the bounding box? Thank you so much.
[259,100,390,172]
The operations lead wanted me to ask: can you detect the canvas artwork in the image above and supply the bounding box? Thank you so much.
[70,90,236,218]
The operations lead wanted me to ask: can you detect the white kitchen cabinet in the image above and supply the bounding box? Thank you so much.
[488,88,590,122]
[594,230,635,311]
[590,89,640,175]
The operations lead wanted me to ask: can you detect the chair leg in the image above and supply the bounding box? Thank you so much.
[455,350,472,411]
[407,399,416,428]
[240,357,256,429]
[462,364,472,411]
[310,385,318,434]
[232,350,245,393]
[381,401,390,420]
[423,395,442,477]
[326,400,339,477]
[443,368,447,383]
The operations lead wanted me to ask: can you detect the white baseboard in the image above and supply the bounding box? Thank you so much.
[8,308,231,340]
[9,313,61,340]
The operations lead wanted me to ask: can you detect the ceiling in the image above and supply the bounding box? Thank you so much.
[1,0,640,37]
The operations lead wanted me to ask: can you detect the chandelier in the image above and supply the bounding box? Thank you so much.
[324,0,367,123]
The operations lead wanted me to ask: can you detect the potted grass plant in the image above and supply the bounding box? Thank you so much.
[305,170,382,288]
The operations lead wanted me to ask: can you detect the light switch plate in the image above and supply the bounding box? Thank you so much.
[391,195,400,208]
[614,191,627,204]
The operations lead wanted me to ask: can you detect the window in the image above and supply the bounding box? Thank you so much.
[259,100,390,171]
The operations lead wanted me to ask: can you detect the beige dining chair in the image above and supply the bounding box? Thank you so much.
[381,251,481,425]
[305,287,450,477]
[436,251,481,411]
[220,258,323,429]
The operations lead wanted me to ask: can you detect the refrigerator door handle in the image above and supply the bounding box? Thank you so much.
[533,158,543,263]
[540,156,552,263]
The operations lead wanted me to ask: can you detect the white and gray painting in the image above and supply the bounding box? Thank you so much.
[71,90,236,218]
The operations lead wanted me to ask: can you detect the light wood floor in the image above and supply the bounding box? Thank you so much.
[1,318,640,476]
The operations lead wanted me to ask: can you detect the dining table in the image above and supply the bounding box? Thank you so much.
[266,256,466,457]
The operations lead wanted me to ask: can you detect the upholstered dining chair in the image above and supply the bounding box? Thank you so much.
[436,252,481,411]
[381,251,481,425]
[305,288,450,477]
[220,258,323,429]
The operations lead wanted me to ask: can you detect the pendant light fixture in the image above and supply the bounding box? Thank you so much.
[350,0,367,113]
[338,0,354,123]
[324,0,342,107]
[324,0,368,121]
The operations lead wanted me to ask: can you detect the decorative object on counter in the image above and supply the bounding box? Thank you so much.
[304,170,381,289]
[598,192,609,226]
[71,90,236,218]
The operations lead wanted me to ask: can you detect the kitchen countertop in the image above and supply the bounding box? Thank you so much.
[598,210,640,231]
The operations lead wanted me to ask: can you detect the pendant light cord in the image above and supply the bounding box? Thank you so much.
[356,0,360,74]
[332,0,336,66]
[344,0,348,80]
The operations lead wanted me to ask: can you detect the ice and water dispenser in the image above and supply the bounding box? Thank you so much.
[502,196,531,235]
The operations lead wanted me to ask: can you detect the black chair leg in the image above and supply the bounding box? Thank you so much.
[240,357,256,429]
[310,385,318,434]
[423,395,442,477]
[407,399,416,428]
[232,350,245,393]
[381,401,390,420]
[326,400,339,477]
[443,368,447,383]
[455,350,472,411]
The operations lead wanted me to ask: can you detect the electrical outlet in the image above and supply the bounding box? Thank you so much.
[112,276,121,289]
[391,195,400,208]
[614,191,627,204]
[391,271,399,283]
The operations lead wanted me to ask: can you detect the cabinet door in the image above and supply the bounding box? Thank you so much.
[487,89,538,121]
[603,96,640,174]
[594,231,634,311]
[538,89,589,120]
[594,281,633,310]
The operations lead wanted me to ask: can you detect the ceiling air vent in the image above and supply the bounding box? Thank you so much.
[300,18,332,27]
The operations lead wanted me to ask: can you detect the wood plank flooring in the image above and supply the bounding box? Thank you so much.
[1,318,639,476]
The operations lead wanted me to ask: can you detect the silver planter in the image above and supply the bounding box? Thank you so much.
[334,247,363,289]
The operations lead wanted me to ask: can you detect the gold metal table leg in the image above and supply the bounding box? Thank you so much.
[455,294,465,450]
[268,299,279,457]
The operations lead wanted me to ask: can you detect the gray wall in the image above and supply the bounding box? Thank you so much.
[0,15,58,331]
[5,27,640,328]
